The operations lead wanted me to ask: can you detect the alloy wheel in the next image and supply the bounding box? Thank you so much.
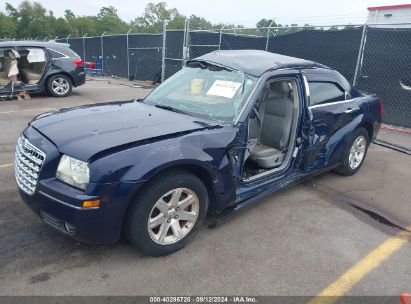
[349,135,366,169]
[51,77,70,95]
[147,187,200,245]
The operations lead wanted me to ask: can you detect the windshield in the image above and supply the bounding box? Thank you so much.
[144,64,257,123]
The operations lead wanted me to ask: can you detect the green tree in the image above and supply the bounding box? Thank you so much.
[71,16,99,36]
[64,9,75,22]
[0,0,258,39]
[5,1,55,38]
[50,17,71,38]
[256,18,281,36]
[132,2,185,33]
[188,15,212,30]
[256,18,278,28]
[0,12,17,38]
[304,24,315,30]
[96,6,128,34]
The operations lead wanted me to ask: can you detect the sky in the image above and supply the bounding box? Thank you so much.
[0,0,408,26]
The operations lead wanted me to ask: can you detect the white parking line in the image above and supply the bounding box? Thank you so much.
[308,225,411,304]
[0,107,56,114]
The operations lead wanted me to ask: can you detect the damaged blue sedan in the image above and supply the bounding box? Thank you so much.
[15,50,383,256]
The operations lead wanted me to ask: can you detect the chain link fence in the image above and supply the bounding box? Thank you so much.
[55,33,163,81]
[3,22,411,150]
[355,26,411,129]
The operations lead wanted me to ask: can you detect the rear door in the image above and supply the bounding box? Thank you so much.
[303,73,358,171]
[17,46,48,91]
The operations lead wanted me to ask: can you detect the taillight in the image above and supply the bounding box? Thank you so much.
[379,98,384,117]
[73,58,83,66]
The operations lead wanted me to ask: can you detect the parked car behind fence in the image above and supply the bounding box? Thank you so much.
[0,41,86,98]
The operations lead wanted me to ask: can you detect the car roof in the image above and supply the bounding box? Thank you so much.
[0,40,70,48]
[188,50,330,77]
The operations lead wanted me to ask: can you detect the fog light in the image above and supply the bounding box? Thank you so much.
[82,199,100,208]
[64,222,76,235]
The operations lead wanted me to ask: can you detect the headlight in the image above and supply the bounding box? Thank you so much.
[56,155,90,190]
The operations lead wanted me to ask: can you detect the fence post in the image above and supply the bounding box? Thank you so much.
[353,24,368,87]
[126,27,134,80]
[161,20,168,83]
[82,33,88,63]
[182,19,189,67]
[100,32,105,75]
[219,25,226,50]
[265,20,275,51]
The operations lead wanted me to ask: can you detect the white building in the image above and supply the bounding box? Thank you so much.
[367,4,411,27]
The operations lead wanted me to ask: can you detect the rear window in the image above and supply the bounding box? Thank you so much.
[47,46,79,58]
[47,49,66,59]
[308,82,345,106]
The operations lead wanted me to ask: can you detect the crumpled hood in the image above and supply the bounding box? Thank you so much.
[30,100,221,161]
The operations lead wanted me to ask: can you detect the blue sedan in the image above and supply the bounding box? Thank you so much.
[14,50,383,256]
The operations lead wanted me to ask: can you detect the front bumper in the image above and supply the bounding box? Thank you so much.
[19,177,144,244]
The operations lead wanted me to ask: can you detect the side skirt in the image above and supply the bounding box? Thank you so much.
[208,165,337,228]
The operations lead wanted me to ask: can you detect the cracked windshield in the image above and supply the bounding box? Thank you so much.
[144,64,256,123]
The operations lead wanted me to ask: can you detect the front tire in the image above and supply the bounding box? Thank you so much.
[47,74,73,97]
[334,127,369,176]
[125,169,208,256]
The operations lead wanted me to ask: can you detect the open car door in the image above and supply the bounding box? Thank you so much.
[0,48,20,97]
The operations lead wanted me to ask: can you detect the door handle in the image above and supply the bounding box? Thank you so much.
[344,108,355,114]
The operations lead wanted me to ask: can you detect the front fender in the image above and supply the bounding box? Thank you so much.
[88,127,239,211]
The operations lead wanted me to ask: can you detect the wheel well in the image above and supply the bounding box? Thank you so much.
[360,122,374,140]
[129,165,217,213]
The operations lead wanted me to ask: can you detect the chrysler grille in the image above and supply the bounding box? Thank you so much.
[14,136,45,195]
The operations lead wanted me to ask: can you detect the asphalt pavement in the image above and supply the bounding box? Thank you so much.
[0,79,410,298]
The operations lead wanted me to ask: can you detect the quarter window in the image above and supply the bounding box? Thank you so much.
[48,49,66,59]
[308,82,345,106]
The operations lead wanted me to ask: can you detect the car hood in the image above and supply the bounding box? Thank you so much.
[30,100,222,161]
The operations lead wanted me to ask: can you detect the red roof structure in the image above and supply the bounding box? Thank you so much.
[368,4,411,11]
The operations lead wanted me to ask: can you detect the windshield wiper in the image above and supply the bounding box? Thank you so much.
[154,104,189,115]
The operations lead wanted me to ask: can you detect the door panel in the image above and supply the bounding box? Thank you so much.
[305,100,358,171]
[303,77,358,171]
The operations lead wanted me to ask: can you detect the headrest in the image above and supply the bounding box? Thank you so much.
[270,81,291,94]
[266,81,292,99]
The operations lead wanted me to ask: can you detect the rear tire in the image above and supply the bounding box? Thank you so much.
[334,127,369,176]
[124,169,208,256]
[47,74,72,97]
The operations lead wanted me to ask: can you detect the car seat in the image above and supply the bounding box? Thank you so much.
[249,81,294,169]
